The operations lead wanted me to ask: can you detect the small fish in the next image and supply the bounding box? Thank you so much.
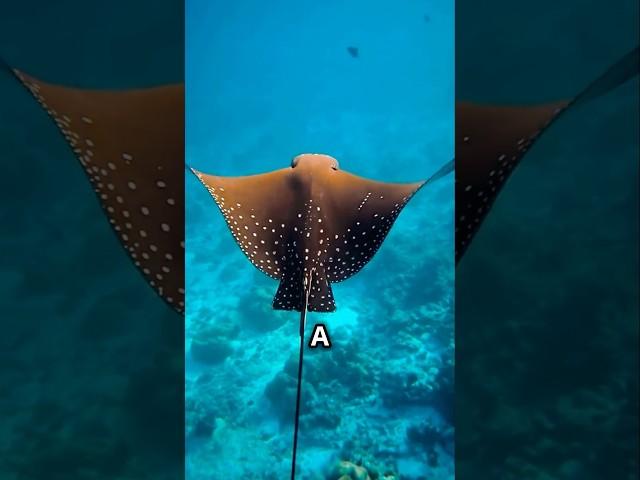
[347,46,359,58]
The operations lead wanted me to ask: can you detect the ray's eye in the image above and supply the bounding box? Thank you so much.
[331,159,339,171]
[291,156,300,168]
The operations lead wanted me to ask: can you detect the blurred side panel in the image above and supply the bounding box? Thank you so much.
[0,2,184,479]
[456,1,639,479]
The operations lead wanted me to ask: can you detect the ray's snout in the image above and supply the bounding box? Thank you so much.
[291,153,339,170]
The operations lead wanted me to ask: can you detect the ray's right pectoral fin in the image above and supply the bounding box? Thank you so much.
[324,171,425,283]
[455,100,569,256]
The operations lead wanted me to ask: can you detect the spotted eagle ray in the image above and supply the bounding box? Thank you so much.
[191,155,451,312]
[456,46,639,261]
[190,154,452,478]
[1,60,185,314]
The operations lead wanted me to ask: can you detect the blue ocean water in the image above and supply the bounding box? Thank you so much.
[186,1,453,479]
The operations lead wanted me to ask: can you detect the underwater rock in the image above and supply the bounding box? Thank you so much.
[190,338,233,365]
[406,417,454,462]
[331,459,399,480]
[239,285,289,332]
[302,409,341,431]
[192,309,238,340]
[305,339,373,398]
[336,460,371,480]
[406,419,442,446]
[191,414,216,438]
[378,367,435,407]
[263,370,296,421]
[196,371,213,384]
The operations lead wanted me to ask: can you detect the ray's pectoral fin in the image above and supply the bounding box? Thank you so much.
[323,171,425,283]
[455,101,568,260]
[190,167,300,281]
[456,46,639,263]
[9,68,185,313]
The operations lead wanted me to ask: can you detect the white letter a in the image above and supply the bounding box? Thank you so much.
[309,324,332,349]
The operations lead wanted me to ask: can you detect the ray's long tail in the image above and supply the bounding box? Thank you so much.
[572,46,639,108]
[0,54,15,77]
[290,269,314,480]
[425,158,454,186]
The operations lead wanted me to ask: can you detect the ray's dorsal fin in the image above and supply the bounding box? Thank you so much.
[456,46,639,262]
[190,154,449,313]
[8,67,185,313]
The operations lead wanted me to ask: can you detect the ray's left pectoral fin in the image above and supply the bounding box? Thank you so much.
[189,166,299,281]
[10,68,185,313]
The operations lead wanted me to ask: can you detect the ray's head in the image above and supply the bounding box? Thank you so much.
[290,153,339,171]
